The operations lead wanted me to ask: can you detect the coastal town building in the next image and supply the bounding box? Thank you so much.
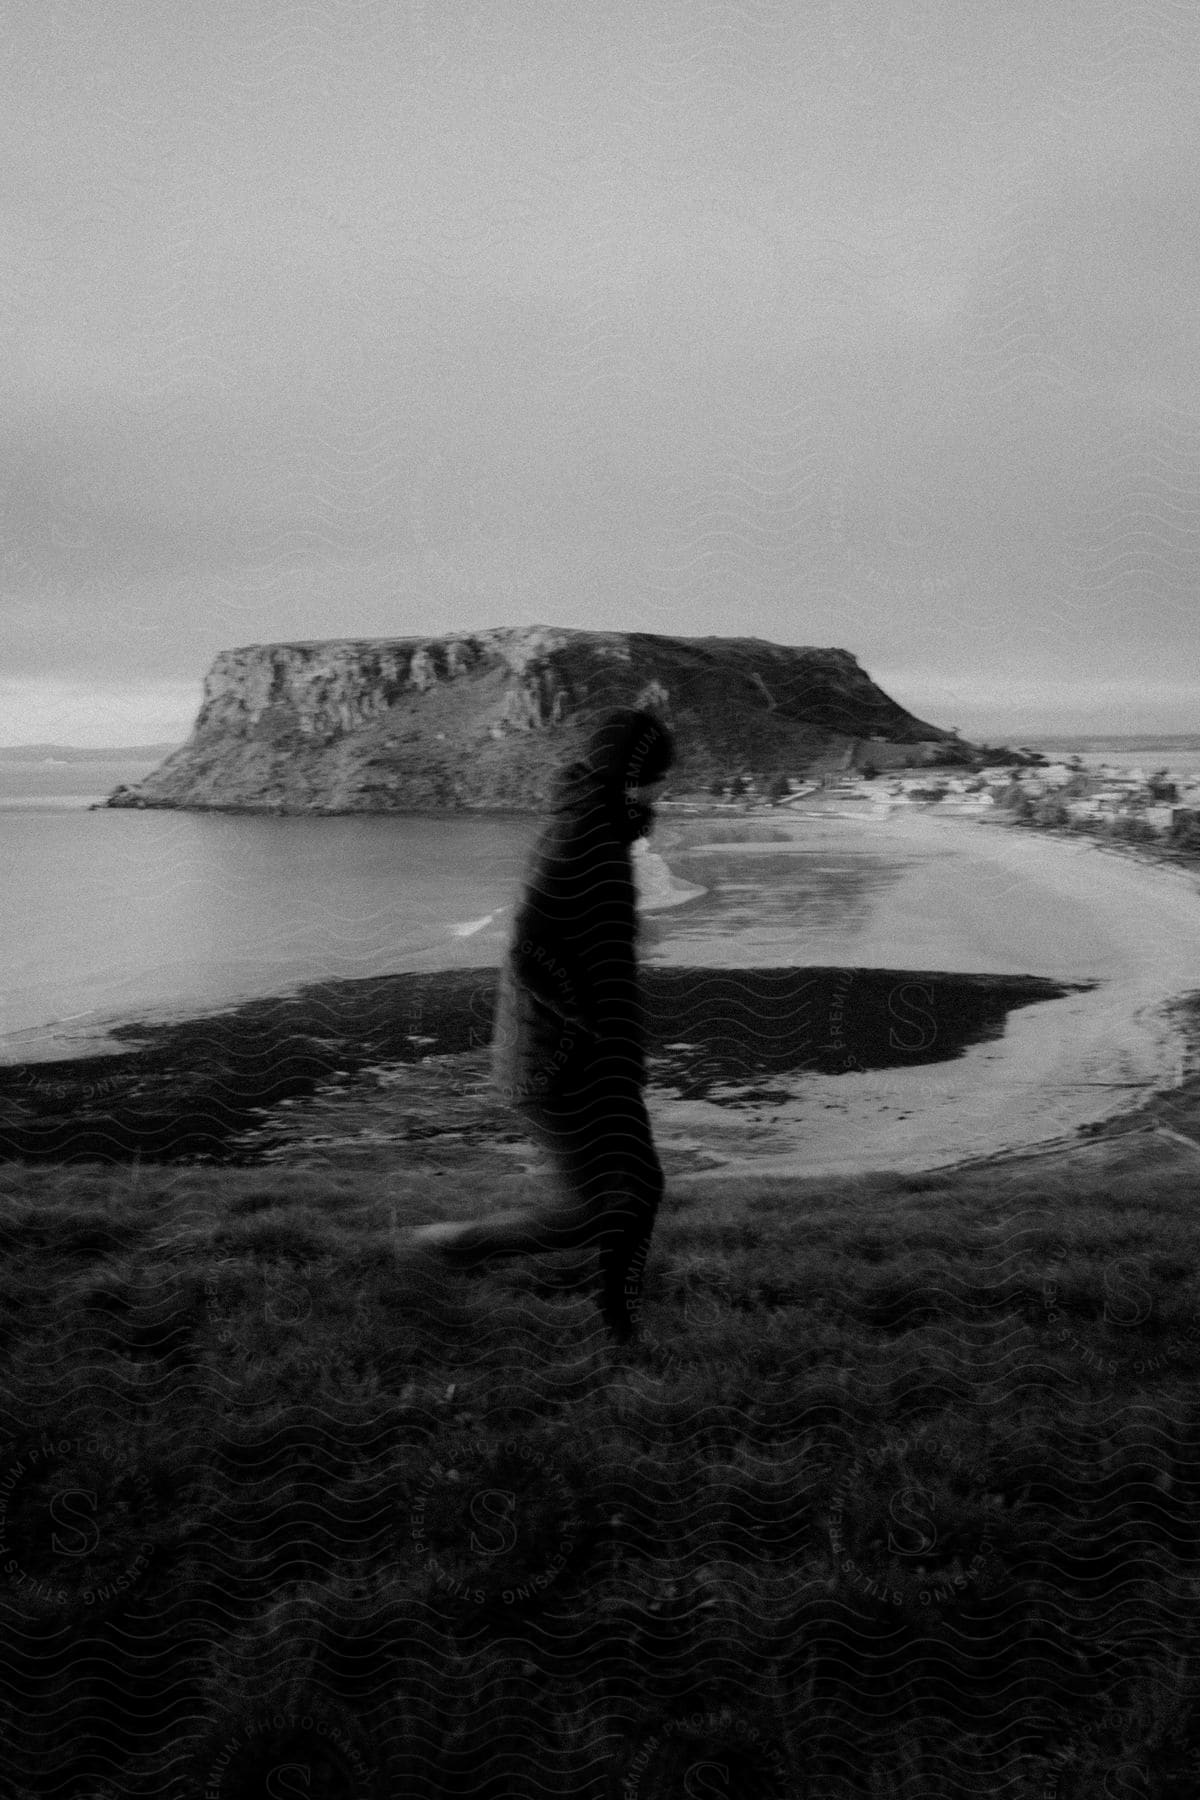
[746,752,1200,853]
[985,760,1200,846]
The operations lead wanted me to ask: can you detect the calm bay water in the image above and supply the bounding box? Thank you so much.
[4,737,1191,1065]
[1021,736,1200,782]
[0,758,912,1064]
[1,760,538,1060]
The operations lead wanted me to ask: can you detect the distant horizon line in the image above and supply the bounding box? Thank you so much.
[4,731,1200,756]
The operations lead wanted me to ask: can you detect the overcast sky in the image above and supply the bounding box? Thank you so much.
[3,0,1198,745]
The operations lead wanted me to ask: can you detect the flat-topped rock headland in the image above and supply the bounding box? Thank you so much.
[101,627,969,814]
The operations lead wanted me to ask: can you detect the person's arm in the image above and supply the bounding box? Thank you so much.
[566,864,646,1079]
[513,823,645,1071]
[510,899,598,1039]
[582,930,643,1071]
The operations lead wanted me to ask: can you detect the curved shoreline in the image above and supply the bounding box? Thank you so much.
[632,842,709,911]
[3,804,1198,1178]
[663,806,1200,1179]
[0,962,1079,1166]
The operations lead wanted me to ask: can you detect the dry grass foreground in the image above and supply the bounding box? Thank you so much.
[3,1116,1200,1798]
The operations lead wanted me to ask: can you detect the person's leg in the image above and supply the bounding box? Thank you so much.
[597,1216,654,1343]
[410,1196,596,1262]
[408,1099,601,1263]
[410,1084,664,1336]
[591,1088,664,1341]
[520,1084,663,1339]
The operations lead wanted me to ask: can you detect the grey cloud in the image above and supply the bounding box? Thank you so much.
[2,0,1198,738]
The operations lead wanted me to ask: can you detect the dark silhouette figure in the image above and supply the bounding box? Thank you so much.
[410,708,675,1341]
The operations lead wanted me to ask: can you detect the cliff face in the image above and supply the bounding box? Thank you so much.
[105,627,966,813]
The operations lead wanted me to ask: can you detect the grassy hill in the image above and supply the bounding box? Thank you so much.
[3,1091,1200,1794]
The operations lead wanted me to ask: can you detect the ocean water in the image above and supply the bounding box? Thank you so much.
[1019,735,1200,783]
[0,758,916,1064]
[1,757,538,1060]
[0,756,176,808]
[4,739,1192,1066]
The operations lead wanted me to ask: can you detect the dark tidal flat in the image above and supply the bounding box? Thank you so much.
[0,966,1089,1165]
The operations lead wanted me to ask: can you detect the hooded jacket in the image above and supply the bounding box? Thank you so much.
[491,709,674,1105]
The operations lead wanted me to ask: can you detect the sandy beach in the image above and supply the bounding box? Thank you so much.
[642,807,1200,1181]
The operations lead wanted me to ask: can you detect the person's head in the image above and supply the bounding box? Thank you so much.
[577,707,675,842]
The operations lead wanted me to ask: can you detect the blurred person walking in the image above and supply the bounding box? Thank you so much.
[410,707,674,1342]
